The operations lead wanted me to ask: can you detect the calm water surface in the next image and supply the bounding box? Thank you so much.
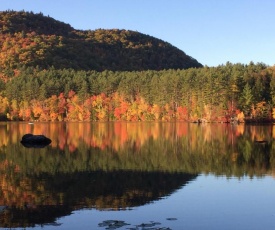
[0,122,275,229]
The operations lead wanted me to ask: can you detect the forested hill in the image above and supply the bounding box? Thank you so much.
[0,10,203,71]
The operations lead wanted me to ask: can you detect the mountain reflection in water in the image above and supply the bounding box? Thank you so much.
[0,171,196,228]
[0,122,274,228]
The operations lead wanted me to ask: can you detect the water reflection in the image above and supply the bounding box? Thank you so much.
[0,122,274,228]
[1,122,274,176]
[0,171,196,228]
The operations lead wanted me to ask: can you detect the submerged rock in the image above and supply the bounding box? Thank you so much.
[21,133,52,148]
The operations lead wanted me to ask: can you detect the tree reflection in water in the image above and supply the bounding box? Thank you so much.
[0,122,274,227]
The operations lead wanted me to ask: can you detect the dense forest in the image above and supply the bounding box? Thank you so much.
[0,11,274,122]
[0,62,274,122]
[0,10,202,71]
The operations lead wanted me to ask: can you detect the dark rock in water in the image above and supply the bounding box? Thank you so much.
[21,133,52,148]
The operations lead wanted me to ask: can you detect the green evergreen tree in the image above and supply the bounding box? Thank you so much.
[240,83,253,116]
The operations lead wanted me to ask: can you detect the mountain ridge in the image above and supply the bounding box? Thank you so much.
[0,10,203,71]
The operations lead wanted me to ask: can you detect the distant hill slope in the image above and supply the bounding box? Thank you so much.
[0,10,203,71]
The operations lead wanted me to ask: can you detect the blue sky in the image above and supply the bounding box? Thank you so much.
[1,0,275,67]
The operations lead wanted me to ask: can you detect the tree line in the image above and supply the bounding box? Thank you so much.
[0,62,274,122]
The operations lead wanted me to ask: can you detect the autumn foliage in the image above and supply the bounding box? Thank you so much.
[0,11,275,123]
[0,63,274,122]
[1,91,189,122]
[0,10,202,71]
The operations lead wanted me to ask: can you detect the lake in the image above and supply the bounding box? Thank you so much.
[0,122,275,230]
